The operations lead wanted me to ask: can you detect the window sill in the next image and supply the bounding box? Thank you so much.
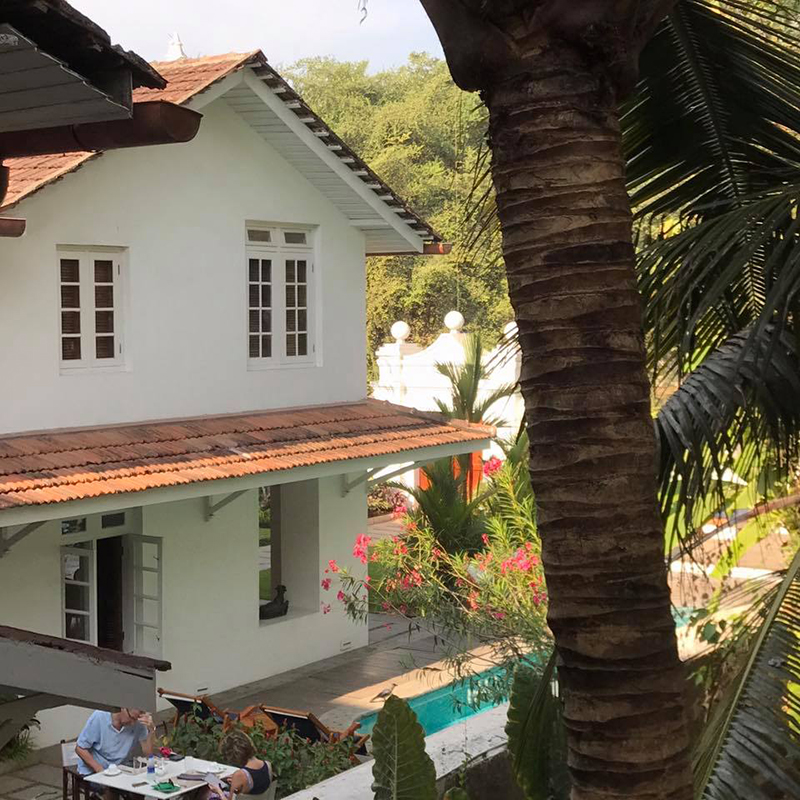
[60,365,130,376]
[258,607,318,628]
[247,361,318,372]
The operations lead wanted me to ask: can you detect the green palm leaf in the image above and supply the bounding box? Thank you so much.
[371,695,437,800]
[656,326,800,549]
[695,549,800,799]
[505,652,568,800]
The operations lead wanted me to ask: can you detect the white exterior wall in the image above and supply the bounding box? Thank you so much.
[372,315,524,458]
[0,478,368,748]
[0,99,367,435]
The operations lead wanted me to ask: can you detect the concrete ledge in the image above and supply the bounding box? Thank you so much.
[284,703,510,799]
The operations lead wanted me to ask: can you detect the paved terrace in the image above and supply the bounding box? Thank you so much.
[0,614,484,800]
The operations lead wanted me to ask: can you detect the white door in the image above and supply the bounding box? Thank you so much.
[125,535,163,658]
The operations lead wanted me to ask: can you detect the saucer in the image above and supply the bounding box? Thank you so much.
[105,766,121,776]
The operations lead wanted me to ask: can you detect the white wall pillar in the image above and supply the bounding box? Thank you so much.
[278,480,321,614]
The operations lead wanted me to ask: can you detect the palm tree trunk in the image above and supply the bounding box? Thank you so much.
[486,59,693,799]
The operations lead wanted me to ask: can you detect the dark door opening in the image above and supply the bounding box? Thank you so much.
[96,536,124,651]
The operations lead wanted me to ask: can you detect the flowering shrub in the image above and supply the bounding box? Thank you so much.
[165,710,355,799]
[334,512,550,671]
[483,455,503,477]
[367,484,407,517]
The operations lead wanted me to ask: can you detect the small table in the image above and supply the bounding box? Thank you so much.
[85,757,236,800]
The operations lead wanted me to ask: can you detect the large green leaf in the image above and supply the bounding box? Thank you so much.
[505,652,569,800]
[371,695,437,800]
[656,325,800,549]
[695,548,800,799]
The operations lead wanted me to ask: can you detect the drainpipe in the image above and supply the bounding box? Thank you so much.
[0,100,202,231]
[0,100,201,159]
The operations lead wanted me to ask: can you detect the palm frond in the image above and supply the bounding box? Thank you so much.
[695,549,800,799]
[435,332,515,424]
[656,326,800,550]
[631,0,800,375]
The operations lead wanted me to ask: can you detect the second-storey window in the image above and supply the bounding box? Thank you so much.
[58,248,124,369]
[247,226,314,365]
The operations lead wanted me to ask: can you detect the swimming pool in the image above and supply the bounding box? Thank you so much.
[357,665,510,737]
[359,608,696,738]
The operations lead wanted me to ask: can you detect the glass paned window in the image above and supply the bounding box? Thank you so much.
[285,258,309,357]
[246,227,313,363]
[63,546,92,642]
[58,251,123,368]
[60,258,81,361]
[248,257,272,359]
[61,518,87,535]
[94,259,115,360]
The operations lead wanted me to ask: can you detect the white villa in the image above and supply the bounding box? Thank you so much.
[0,51,490,748]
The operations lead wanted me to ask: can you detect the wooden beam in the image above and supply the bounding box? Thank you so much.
[204,490,248,521]
[0,520,45,557]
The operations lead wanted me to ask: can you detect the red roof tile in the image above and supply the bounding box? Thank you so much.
[0,400,491,510]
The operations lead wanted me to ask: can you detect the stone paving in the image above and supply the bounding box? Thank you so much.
[0,763,63,800]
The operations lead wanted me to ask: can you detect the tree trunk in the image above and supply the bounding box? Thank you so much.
[485,56,693,799]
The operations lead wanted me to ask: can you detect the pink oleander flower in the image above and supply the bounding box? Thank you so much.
[481,533,490,546]
[337,590,346,602]
[492,611,506,620]
[321,603,331,615]
[328,559,339,573]
[353,534,372,565]
[398,604,408,615]
[482,456,502,477]
[381,601,391,612]
[321,578,332,591]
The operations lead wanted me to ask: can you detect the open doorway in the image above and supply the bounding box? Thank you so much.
[96,536,124,650]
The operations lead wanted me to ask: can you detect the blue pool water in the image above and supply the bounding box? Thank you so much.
[359,608,696,738]
[357,668,508,737]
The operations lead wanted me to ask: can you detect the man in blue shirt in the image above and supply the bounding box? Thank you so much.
[75,708,156,776]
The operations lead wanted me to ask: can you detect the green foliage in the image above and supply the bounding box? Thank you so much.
[0,708,38,763]
[336,458,549,688]
[434,333,516,427]
[695,548,800,799]
[371,695,437,800]
[655,327,800,547]
[396,458,488,553]
[165,709,355,799]
[505,654,568,800]
[283,55,511,375]
[368,484,405,518]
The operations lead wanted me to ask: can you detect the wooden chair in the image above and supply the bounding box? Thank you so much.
[259,705,369,756]
[157,688,236,729]
[61,740,91,800]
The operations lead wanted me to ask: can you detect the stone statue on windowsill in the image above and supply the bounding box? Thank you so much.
[259,585,289,619]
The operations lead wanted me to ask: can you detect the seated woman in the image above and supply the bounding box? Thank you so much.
[207,730,272,799]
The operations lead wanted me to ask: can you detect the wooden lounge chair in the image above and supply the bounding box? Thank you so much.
[157,688,237,729]
[259,705,369,756]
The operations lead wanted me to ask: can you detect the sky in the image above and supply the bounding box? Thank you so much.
[70,0,444,70]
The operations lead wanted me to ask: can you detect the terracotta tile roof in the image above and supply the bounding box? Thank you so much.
[0,50,439,242]
[0,400,491,510]
[1,52,256,210]
[136,52,261,104]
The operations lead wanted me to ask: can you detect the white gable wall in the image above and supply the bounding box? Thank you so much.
[0,98,367,435]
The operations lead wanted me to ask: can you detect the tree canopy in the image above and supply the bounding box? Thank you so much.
[283,54,512,373]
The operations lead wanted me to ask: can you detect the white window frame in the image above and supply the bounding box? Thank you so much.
[61,541,96,644]
[57,246,127,373]
[246,224,316,369]
[59,509,144,649]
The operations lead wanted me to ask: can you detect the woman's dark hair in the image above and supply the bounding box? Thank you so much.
[219,729,255,768]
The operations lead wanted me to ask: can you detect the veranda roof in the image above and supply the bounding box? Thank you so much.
[0,400,491,511]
